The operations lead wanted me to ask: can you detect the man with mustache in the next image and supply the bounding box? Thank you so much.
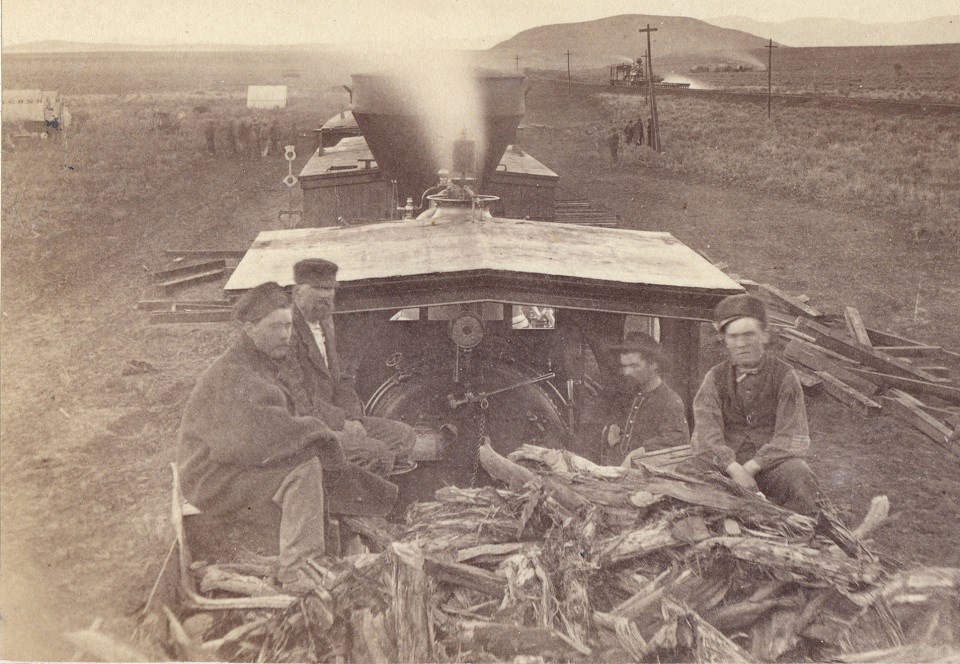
[691,294,822,514]
[280,259,416,477]
[600,332,689,467]
[177,282,397,586]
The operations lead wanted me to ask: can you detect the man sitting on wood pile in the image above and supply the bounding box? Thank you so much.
[600,332,689,467]
[279,259,416,477]
[177,282,398,587]
[691,294,823,515]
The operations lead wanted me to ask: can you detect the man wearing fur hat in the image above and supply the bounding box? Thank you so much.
[177,282,398,584]
[691,294,822,514]
[280,259,416,476]
[601,332,689,467]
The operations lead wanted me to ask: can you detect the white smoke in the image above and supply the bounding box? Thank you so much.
[379,51,486,174]
[661,74,713,90]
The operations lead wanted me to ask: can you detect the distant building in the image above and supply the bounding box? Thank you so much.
[246,85,288,109]
[1,89,69,131]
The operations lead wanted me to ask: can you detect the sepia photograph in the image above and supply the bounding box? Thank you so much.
[1,0,959,661]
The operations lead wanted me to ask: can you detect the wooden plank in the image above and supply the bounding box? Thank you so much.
[165,248,246,260]
[136,299,233,312]
[153,258,226,282]
[843,306,872,346]
[874,345,942,357]
[783,340,879,395]
[881,392,959,456]
[758,283,824,318]
[779,327,817,344]
[797,318,945,383]
[150,310,234,324]
[794,367,824,395]
[918,366,951,379]
[847,368,960,405]
[737,278,759,292]
[864,327,927,348]
[159,268,227,292]
[768,312,802,327]
[816,371,882,416]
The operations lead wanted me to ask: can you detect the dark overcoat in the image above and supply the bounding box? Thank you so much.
[279,307,363,429]
[177,334,396,518]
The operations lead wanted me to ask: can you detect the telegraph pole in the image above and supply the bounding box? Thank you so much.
[639,24,660,151]
[566,50,571,81]
[515,54,520,70]
[765,38,777,118]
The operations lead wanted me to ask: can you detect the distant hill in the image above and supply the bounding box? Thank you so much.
[491,14,771,66]
[1,40,347,54]
[707,15,960,47]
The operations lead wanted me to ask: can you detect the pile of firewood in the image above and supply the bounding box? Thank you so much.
[741,280,960,457]
[99,442,959,663]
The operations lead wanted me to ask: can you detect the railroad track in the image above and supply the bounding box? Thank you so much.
[549,77,960,116]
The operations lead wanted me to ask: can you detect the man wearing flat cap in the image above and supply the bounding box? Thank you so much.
[600,332,689,467]
[691,293,822,514]
[177,282,398,584]
[280,259,416,476]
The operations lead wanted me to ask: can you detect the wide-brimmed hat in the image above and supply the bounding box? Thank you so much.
[293,258,338,289]
[608,332,668,367]
[713,293,767,332]
[235,281,289,323]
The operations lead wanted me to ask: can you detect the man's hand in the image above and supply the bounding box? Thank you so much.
[726,461,760,493]
[620,447,646,468]
[335,419,366,444]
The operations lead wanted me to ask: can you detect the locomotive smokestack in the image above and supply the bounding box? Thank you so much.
[351,68,525,202]
[451,133,476,182]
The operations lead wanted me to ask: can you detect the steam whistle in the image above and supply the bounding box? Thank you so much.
[398,197,416,219]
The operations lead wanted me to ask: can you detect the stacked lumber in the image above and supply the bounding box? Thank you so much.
[760,289,960,457]
[131,443,960,663]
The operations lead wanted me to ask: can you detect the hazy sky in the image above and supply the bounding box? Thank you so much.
[2,0,957,46]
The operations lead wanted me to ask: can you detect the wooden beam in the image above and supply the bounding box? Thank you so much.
[816,371,882,417]
[865,327,928,348]
[881,392,959,456]
[165,248,246,260]
[843,306,872,346]
[874,345,942,357]
[136,299,233,312]
[158,268,227,292]
[153,258,226,282]
[150,310,234,324]
[794,367,824,395]
[797,318,945,383]
[917,366,951,379]
[758,283,824,318]
[847,368,960,405]
[784,340,879,395]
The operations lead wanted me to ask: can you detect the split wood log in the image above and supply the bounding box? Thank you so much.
[844,306,873,346]
[422,555,506,597]
[694,536,884,588]
[836,643,960,663]
[340,515,398,552]
[391,542,433,664]
[598,518,679,565]
[658,597,759,663]
[162,606,221,662]
[785,340,879,395]
[816,371,883,416]
[797,318,944,383]
[456,542,525,564]
[350,609,396,664]
[852,368,960,404]
[451,620,588,661]
[199,566,281,597]
[63,626,154,663]
[478,440,591,514]
[758,283,824,318]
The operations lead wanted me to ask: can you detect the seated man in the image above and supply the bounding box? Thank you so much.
[177,282,398,584]
[600,332,689,467]
[280,259,416,476]
[691,294,822,514]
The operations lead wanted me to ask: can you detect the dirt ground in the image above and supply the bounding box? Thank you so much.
[2,78,959,660]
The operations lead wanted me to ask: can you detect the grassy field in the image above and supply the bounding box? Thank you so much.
[2,51,959,659]
[598,92,960,241]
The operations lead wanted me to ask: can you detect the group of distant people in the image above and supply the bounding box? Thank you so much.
[604,117,651,163]
[204,117,293,158]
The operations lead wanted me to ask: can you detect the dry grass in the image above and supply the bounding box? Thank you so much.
[599,93,960,241]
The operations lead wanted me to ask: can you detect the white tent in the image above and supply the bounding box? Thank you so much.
[2,89,62,124]
[246,86,288,109]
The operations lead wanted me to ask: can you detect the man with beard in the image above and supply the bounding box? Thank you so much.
[691,294,822,514]
[177,282,397,586]
[600,332,689,467]
[280,259,416,476]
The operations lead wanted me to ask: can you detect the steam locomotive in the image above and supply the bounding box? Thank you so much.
[226,69,741,505]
